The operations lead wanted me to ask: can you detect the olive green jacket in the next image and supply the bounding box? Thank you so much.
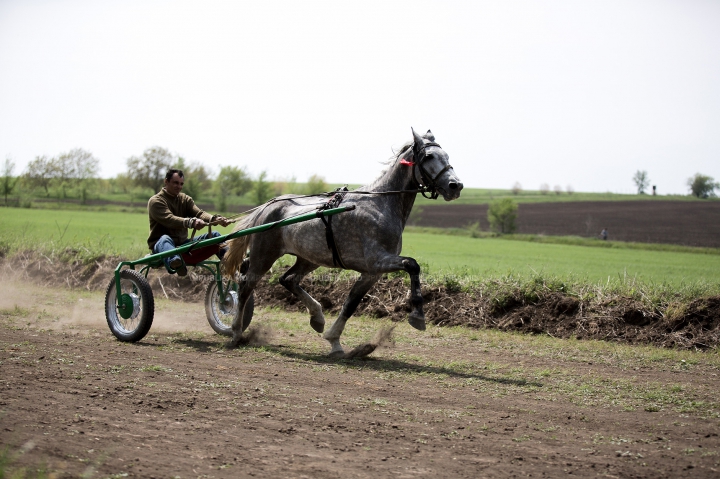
[147,188,213,249]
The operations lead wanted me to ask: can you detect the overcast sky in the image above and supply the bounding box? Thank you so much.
[1,0,718,194]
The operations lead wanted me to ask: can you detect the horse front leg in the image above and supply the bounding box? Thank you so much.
[369,255,426,331]
[229,256,275,348]
[323,273,379,357]
[402,257,426,331]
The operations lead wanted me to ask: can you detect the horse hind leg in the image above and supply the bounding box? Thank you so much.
[323,273,379,357]
[278,258,324,333]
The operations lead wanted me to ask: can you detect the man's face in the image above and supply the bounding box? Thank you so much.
[165,173,184,197]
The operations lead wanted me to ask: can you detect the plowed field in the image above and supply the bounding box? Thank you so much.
[414,201,720,248]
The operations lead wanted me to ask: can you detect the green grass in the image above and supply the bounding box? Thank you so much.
[2,207,720,288]
[401,232,720,286]
[0,207,150,260]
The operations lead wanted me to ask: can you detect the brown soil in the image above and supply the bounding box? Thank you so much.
[3,271,720,478]
[413,201,720,248]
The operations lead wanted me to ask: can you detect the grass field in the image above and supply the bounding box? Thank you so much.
[0,208,151,259]
[402,232,720,286]
[2,207,719,288]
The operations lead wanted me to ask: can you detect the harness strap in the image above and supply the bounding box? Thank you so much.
[317,187,349,269]
[319,214,347,269]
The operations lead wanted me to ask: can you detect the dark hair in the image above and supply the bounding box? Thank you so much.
[165,169,184,181]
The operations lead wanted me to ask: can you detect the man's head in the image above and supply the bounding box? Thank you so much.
[164,169,184,197]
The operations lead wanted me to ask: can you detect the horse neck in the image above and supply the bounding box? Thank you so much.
[366,159,418,226]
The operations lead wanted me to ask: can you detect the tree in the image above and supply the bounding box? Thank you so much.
[175,157,212,201]
[53,151,76,197]
[23,155,54,195]
[633,170,650,194]
[251,171,273,205]
[687,173,719,199]
[213,165,253,212]
[126,146,175,193]
[62,148,99,203]
[487,198,518,234]
[305,174,328,195]
[1,157,18,206]
[539,183,549,195]
[111,172,134,194]
[511,181,522,195]
[554,184,562,195]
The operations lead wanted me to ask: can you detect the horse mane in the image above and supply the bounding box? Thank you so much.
[364,140,414,191]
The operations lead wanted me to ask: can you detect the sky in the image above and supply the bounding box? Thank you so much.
[1,0,718,195]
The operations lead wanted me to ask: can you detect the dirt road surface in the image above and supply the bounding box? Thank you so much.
[2,279,720,478]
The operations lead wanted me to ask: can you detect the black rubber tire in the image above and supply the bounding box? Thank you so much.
[204,278,254,336]
[105,269,154,342]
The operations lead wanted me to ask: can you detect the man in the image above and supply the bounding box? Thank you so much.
[147,169,230,276]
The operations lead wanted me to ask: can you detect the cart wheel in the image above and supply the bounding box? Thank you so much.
[105,269,154,342]
[204,278,254,336]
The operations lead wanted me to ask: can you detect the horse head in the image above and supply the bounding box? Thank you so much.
[411,128,463,201]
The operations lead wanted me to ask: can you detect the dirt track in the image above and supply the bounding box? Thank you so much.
[2,278,720,478]
[414,201,720,248]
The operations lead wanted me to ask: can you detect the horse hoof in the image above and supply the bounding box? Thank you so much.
[344,343,377,359]
[328,349,345,359]
[310,319,325,334]
[408,314,426,331]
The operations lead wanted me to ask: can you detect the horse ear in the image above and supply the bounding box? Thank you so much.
[423,130,435,142]
[412,128,424,154]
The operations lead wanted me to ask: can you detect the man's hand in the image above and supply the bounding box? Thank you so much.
[215,216,231,227]
[192,218,207,229]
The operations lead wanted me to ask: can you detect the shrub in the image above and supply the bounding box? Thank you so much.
[487,198,518,234]
[687,173,719,199]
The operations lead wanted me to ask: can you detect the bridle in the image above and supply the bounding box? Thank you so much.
[401,141,455,200]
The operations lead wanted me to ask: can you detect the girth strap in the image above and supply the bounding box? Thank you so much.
[317,187,348,269]
[319,214,346,269]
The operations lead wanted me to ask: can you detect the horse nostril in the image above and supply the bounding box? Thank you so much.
[449,181,463,191]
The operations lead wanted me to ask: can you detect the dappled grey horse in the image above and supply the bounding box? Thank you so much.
[224,129,463,355]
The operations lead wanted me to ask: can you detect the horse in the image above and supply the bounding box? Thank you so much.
[223,128,463,356]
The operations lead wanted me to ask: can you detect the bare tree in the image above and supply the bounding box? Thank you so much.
[633,170,650,194]
[554,184,563,195]
[539,183,549,195]
[511,181,522,195]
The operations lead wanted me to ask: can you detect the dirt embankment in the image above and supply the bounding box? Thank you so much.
[414,201,720,248]
[6,252,720,350]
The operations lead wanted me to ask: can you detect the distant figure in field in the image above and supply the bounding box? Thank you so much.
[600,228,608,241]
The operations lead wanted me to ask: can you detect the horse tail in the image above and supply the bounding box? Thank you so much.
[223,213,260,277]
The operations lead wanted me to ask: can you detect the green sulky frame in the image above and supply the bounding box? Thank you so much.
[112,205,355,319]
